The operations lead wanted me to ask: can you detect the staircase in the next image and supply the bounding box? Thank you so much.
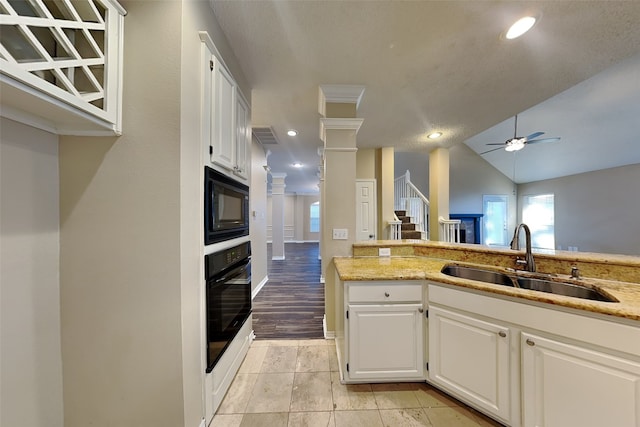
[394,210,423,239]
[393,170,429,240]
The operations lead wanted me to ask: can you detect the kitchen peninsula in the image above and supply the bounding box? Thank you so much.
[333,240,640,427]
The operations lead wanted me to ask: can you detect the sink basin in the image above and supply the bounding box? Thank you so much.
[441,265,515,287]
[515,277,617,303]
[441,264,618,303]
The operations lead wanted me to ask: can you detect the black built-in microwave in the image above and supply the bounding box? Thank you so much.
[204,166,249,245]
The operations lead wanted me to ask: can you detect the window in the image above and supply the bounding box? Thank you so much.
[483,195,509,247]
[522,194,555,250]
[309,201,320,233]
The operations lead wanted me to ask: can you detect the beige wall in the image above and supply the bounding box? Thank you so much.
[58,2,251,426]
[1,118,63,427]
[356,148,376,179]
[518,163,640,256]
[266,193,320,242]
[250,139,269,293]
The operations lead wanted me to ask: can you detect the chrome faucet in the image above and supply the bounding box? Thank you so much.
[510,223,536,272]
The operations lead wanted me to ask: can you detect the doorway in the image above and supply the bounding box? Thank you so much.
[483,195,509,247]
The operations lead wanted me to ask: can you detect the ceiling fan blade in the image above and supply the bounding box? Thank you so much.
[480,146,505,155]
[525,131,545,140]
[485,143,506,146]
[527,137,561,145]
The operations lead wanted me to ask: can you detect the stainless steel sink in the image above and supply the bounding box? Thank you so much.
[441,264,618,303]
[515,277,617,303]
[441,265,515,287]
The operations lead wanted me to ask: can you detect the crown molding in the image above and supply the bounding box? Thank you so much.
[319,117,364,142]
[318,85,365,115]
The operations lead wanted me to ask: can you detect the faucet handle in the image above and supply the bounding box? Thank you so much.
[571,266,580,279]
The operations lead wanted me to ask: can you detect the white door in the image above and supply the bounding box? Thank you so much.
[522,332,640,427]
[356,180,377,241]
[483,195,508,247]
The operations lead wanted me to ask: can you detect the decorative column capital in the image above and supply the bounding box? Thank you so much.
[318,85,365,116]
[319,118,364,144]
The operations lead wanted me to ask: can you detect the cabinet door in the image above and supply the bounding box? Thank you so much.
[522,332,640,427]
[429,306,511,422]
[348,304,423,381]
[234,94,250,180]
[210,59,236,171]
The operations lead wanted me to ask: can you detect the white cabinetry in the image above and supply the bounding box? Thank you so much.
[234,94,250,180]
[521,332,640,427]
[0,0,126,135]
[200,32,250,182]
[429,306,512,422]
[341,281,424,382]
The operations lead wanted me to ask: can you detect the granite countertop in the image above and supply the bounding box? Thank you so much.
[334,256,640,321]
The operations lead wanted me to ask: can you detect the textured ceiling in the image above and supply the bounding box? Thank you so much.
[210,1,640,193]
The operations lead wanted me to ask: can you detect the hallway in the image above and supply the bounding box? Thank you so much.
[253,243,324,339]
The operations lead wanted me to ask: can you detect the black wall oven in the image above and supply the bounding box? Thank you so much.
[205,241,251,373]
[204,166,249,245]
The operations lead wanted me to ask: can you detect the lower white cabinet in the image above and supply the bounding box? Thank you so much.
[521,332,640,427]
[429,305,512,423]
[348,303,423,380]
[339,280,425,383]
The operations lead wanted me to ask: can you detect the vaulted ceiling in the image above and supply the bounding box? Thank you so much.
[210,1,640,192]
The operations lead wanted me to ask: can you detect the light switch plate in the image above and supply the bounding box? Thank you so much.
[378,248,391,257]
[332,228,348,240]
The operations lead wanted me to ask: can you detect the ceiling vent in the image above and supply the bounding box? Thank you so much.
[252,126,279,145]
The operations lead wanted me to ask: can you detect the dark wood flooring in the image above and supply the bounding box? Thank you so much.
[252,242,324,340]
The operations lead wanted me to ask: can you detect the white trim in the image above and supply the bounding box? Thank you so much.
[318,84,365,115]
[252,275,269,299]
[323,315,336,339]
[272,255,285,260]
[198,419,206,427]
[319,117,364,142]
[320,274,325,284]
[323,147,358,153]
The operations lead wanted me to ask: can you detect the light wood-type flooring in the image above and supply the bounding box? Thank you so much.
[252,243,324,340]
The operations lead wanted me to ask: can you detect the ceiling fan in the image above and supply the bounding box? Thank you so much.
[480,115,560,155]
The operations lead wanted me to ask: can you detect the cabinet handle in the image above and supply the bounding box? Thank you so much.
[498,331,507,338]
[384,292,390,297]
[526,339,535,346]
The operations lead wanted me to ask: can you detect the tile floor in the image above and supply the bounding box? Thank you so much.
[212,339,504,427]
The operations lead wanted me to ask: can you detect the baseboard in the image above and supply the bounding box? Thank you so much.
[199,418,206,427]
[272,255,285,260]
[323,314,336,339]
[252,275,268,299]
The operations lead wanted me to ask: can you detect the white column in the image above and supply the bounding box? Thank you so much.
[271,173,286,260]
[318,84,365,335]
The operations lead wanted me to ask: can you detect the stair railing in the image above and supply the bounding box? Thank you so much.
[394,170,430,240]
[439,216,461,243]
[388,213,402,240]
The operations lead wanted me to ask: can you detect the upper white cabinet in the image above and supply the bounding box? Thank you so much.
[521,332,640,427]
[0,0,126,135]
[200,32,250,182]
[234,93,250,180]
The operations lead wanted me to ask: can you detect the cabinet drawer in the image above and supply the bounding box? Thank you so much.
[348,282,422,303]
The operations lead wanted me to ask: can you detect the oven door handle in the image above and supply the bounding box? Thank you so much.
[213,261,250,284]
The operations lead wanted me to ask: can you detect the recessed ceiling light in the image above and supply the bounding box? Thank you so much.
[287,129,298,137]
[293,162,303,168]
[505,16,537,39]
[427,132,442,139]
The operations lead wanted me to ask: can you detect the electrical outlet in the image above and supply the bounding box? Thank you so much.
[378,248,391,257]
[332,228,348,240]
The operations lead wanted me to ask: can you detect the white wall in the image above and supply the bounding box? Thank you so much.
[518,163,640,256]
[266,194,320,242]
[1,118,63,427]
